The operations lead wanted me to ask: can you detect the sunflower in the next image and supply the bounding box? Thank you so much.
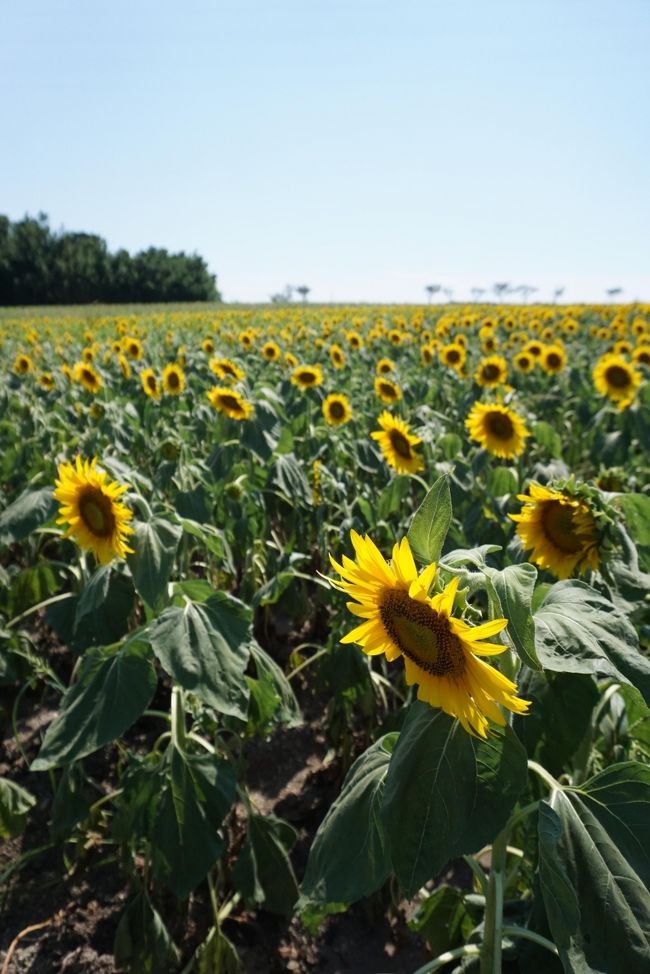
[141,368,160,399]
[291,364,323,389]
[262,341,281,362]
[162,363,185,395]
[440,343,466,371]
[329,344,346,369]
[329,532,530,738]
[285,352,298,369]
[73,362,102,394]
[632,345,650,367]
[206,385,253,420]
[592,353,642,406]
[420,344,434,365]
[475,355,508,388]
[239,330,254,350]
[465,402,529,458]
[345,330,363,350]
[376,357,395,375]
[513,350,535,374]
[201,337,215,355]
[118,354,132,379]
[209,357,245,383]
[81,346,95,363]
[524,340,544,359]
[13,353,33,375]
[38,372,55,391]
[322,393,352,426]
[61,363,73,382]
[374,376,402,403]
[511,483,599,578]
[371,411,424,474]
[123,337,144,360]
[54,456,134,564]
[540,344,567,375]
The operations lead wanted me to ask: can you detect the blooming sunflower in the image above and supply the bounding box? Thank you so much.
[38,372,55,391]
[345,330,363,350]
[376,357,395,375]
[206,385,253,420]
[118,354,132,379]
[371,411,424,475]
[209,357,245,383]
[291,365,323,389]
[513,351,535,373]
[633,345,650,367]
[54,457,134,564]
[592,353,642,408]
[201,337,215,355]
[511,483,599,578]
[329,532,530,738]
[322,393,352,426]
[465,401,529,458]
[162,363,185,395]
[141,368,160,399]
[475,355,508,388]
[73,362,102,394]
[262,341,281,362]
[123,337,144,360]
[540,344,567,375]
[440,343,466,371]
[13,353,34,375]
[329,344,346,369]
[374,376,402,404]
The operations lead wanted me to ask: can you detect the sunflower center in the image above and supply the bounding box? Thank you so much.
[219,394,241,410]
[79,488,115,538]
[546,353,561,368]
[540,501,584,553]
[168,372,180,388]
[380,383,397,398]
[299,372,316,385]
[329,401,345,419]
[388,429,413,459]
[447,349,460,363]
[486,412,514,440]
[482,364,501,381]
[379,589,465,678]
[604,365,631,390]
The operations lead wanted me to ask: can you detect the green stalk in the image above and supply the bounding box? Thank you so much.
[171,685,187,751]
[480,828,508,974]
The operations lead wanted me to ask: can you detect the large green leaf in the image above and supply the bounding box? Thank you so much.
[617,492,650,547]
[0,777,36,838]
[74,564,135,648]
[489,563,540,670]
[31,635,157,770]
[233,813,299,914]
[152,745,235,898]
[146,592,251,719]
[127,517,182,608]
[299,733,397,908]
[114,889,179,973]
[382,704,527,896]
[539,763,650,971]
[248,641,302,729]
[0,486,56,546]
[534,580,650,705]
[407,475,452,565]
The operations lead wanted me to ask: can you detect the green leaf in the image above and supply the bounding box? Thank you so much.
[407,475,452,565]
[31,635,157,770]
[534,580,650,706]
[382,704,527,896]
[539,763,650,971]
[146,593,251,719]
[440,544,501,570]
[486,466,518,497]
[300,733,397,908]
[617,493,650,547]
[514,670,599,775]
[270,453,311,506]
[74,565,135,648]
[114,889,179,973]
[533,421,562,458]
[248,641,302,729]
[408,885,474,956]
[152,745,235,898]
[8,563,59,617]
[127,517,182,608]
[194,926,242,974]
[234,813,299,914]
[0,777,36,838]
[0,486,56,546]
[489,563,540,670]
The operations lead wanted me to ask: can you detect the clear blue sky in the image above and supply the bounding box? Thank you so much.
[2,0,649,303]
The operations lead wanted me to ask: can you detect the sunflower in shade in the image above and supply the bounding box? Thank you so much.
[329,532,530,738]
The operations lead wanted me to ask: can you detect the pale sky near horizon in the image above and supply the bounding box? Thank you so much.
[2,0,649,304]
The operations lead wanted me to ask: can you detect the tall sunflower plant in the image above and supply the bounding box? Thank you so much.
[299,475,650,974]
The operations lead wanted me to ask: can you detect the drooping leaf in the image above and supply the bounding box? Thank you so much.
[127,517,182,608]
[489,562,540,670]
[114,888,179,973]
[248,641,302,729]
[382,704,527,896]
[31,635,156,770]
[74,564,135,648]
[300,733,397,908]
[146,592,251,719]
[234,813,299,914]
[0,777,36,838]
[0,486,56,546]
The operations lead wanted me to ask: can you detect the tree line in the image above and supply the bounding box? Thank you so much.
[0,213,220,305]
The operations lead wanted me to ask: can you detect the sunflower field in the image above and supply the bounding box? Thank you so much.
[1,302,650,974]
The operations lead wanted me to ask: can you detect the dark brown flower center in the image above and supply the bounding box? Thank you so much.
[379,589,465,677]
[540,501,584,553]
[546,353,561,369]
[379,382,397,399]
[328,401,346,420]
[79,487,115,538]
[482,364,501,381]
[388,429,412,459]
[447,349,460,363]
[167,372,180,388]
[604,365,631,390]
[219,394,242,411]
[486,412,514,440]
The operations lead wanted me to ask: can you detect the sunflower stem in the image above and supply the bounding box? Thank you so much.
[480,827,508,974]
[171,685,187,752]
